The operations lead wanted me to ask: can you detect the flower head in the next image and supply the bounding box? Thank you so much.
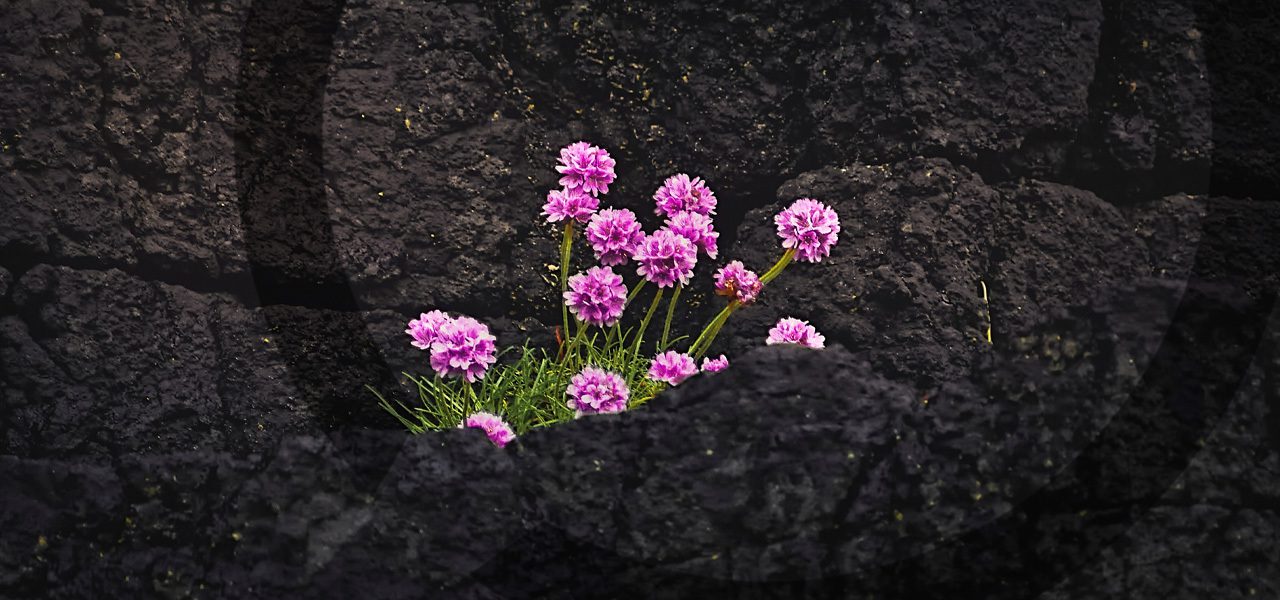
[406,310,452,350]
[542,187,599,224]
[585,208,645,266]
[665,211,719,259]
[556,141,616,196]
[429,316,498,382]
[566,366,630,417]
[766,317,826,349]
[633,229,698,288]
[648,351,699,386]
[461,412,516,448]
[564,266,627,327]
[713,261,763,305]
[654,173,717,217]
[701,355,729,373]
[774,198,841,262]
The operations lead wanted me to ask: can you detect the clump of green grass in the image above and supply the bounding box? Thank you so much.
[372,324,677,436]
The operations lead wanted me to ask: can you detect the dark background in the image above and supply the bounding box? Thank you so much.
[2,0,1279,597]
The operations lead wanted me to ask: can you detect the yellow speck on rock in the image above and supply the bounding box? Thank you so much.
[262,337,270,344]
[36,535,48,550]
[231,531,242,542]
[113,52,121,60]
[894,510,905,522]
[404,118,411,130]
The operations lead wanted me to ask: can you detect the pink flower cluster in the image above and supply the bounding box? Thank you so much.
[406,312,498,382]
[633,229,698,288]
[775,198,841,263]
[556,141,616,196]
[543,141,615,225]
[586,208,644,266]
[766,317,825,349]
[542,187,599,223]
[565,266,627,327]
[654,174,717,217]
[648,351,698,386]
[566,366,630,417]
[462,411,516,447]
[406,310,452,350]
[665,211,718,259]
[701,354,729,373]
[713,261,762,305]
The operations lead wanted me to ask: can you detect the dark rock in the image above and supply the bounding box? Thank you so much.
[2,0,1278,596]
[1194,0,1280,199]
[719,158,999,387]
[807,0,1102,181]
[0,266,417,461]
[0,0,250,278]
[1068,0,1213,199]
[989,179,1149,339]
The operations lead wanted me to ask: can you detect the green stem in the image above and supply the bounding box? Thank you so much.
[690,301,738,358]
[564,324,587,366]
[626,280,647,307]
[462,380,477,416]
[660,284,682,349]
[558,221,575,355]
[632,287,665,360]
[759,248,796,285]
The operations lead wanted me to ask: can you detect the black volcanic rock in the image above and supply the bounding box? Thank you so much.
[717,158,998,387]
[2,0,1279,597]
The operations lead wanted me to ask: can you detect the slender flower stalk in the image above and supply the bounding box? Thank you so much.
[626,280,647,307]
[564,323,588,362]
[660,284,682,349]
[689,300,739,358]
[558,221,574,355]
[759,248,796,285]
[632,288,665,360]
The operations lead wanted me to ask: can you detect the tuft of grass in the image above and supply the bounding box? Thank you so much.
[372,322,675,435]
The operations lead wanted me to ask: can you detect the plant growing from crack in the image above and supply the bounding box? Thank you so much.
[372,142,839,446]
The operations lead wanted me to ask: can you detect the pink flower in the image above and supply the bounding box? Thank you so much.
[766,317,826,349]
[406,310,452,350]
[566,366,630,417]
[713,261,762,305]
[648,351,698,386]
[556,141,616,196]
[564,266,627,327]
[774,198,840,262]
[429,316,498,382]
[585,208,645,266]
[701,355,729,373]
[665,211,719,259]
[654,173,717,217]
[633,229,698,288]
[542,187,599,224]
[461,412,516,447]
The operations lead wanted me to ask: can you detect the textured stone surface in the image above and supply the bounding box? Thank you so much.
[1,0,1278,597]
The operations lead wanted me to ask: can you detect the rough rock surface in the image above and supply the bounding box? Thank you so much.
[2,0,1279,597]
